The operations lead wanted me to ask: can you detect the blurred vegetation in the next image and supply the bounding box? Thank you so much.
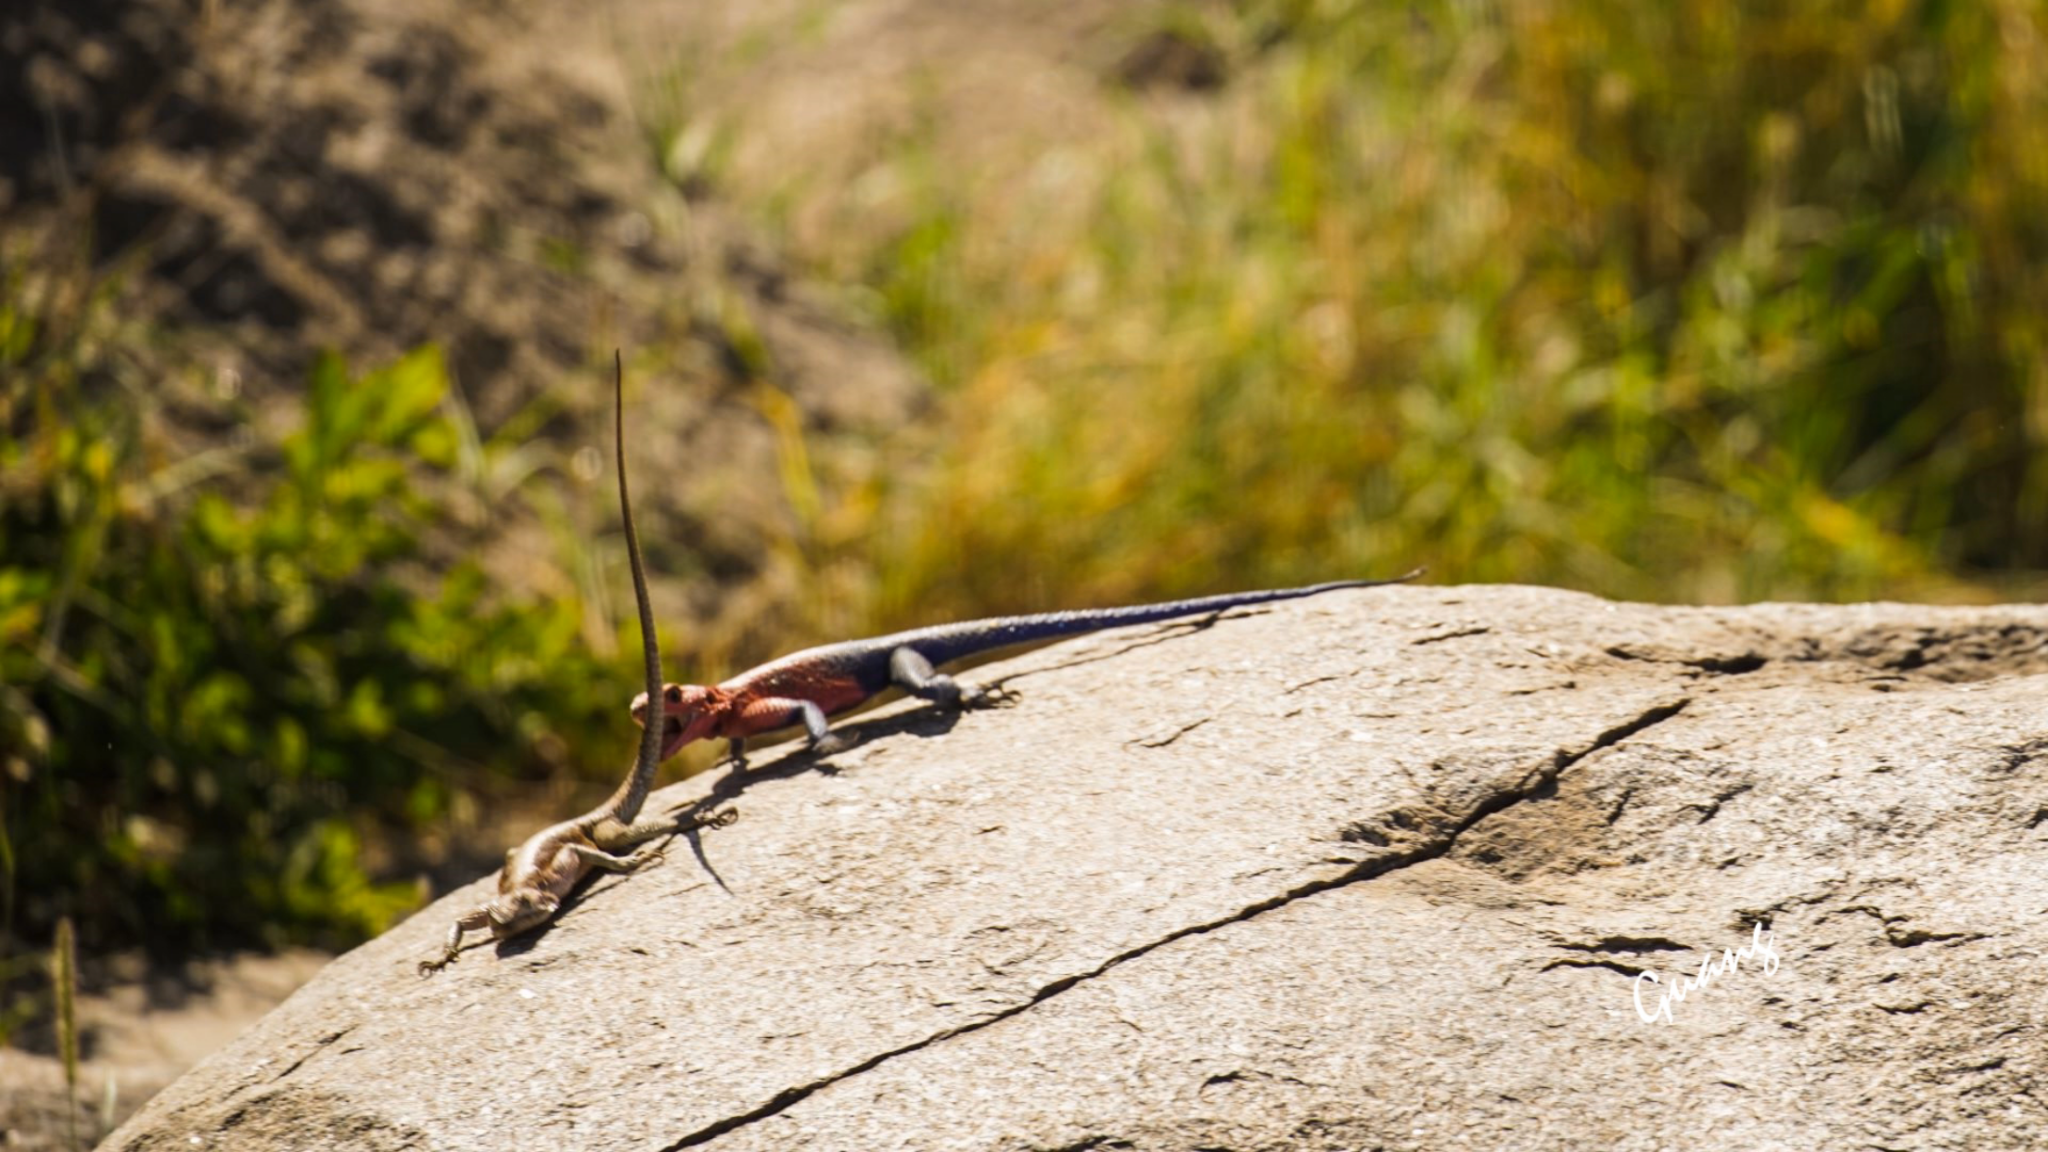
[5,0,2048,965]
[716,0,2048,618]
[0,293,640,961]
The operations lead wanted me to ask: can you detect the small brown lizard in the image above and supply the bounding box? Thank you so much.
[420,352,735,975]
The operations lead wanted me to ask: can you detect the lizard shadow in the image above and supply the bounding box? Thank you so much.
[682,704,971,809]
[493,932,546,963]
[647,673,1028,819]
[489,817,732,962]
[974,613,1228,696]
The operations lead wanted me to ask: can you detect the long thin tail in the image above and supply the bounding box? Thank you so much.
[604,350,665,825]
[899,569,1424,669]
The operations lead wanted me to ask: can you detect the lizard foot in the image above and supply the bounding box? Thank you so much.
[667,803,739,832]
[966,684,1021,709]
[812,732,857,757]
[418,954,456,977]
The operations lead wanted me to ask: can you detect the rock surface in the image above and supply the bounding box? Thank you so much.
[102,585,2048,1150]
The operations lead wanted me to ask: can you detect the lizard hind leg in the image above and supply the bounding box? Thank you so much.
[419,907,493,975]
[889,646,1012,709]
[566,842,664,873]
[889,646,961,704]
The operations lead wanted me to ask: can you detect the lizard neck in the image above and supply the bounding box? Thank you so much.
[697,685,743,740]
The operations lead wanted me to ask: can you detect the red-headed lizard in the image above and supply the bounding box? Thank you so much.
[630,571,1422,770]
[420,353,736,974]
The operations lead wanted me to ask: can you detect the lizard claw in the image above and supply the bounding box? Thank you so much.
[667,804,739,832]
[812,732,856,757]
[967,684,1020,709]
[418,955,454,977]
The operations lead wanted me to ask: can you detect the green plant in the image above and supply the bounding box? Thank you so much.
[53,916,77,1151]
[694,0,2047,621]
[0,331,643,952]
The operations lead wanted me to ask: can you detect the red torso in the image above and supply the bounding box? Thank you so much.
[715,663,872,738]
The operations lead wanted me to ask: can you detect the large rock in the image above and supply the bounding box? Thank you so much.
[102,585,2048,1150]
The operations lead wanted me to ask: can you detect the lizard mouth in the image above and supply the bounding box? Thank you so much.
[659,716,686,761]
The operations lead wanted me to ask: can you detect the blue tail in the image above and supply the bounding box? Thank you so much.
[893,571,1422,669]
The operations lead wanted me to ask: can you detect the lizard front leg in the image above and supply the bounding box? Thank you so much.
[419,906,492,975]
[889,646,1014,709]
[566,803,735,871]
[736,696,854,760]
[591,806,740,853]
[564,842,666,873]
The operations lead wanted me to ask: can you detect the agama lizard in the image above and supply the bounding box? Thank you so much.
[420,353,736,975]
[630,571,1422,770]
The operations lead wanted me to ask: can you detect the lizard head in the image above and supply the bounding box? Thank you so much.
[630,683,733,760]
[485,890,562,939]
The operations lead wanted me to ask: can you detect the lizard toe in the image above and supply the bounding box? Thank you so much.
[970,684,1021,709]
[673,805,740,833]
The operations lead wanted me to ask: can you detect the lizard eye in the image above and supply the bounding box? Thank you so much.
[665,685,683,704]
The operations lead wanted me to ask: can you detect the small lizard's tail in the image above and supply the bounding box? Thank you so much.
[605,350,667,826]
[898,568,1424,669]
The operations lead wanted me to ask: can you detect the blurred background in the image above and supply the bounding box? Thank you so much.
[3,0,2046,1139]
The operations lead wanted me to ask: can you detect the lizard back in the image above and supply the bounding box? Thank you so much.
[732,576,1416,705]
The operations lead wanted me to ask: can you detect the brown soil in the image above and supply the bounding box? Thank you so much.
[0,949,331,1148]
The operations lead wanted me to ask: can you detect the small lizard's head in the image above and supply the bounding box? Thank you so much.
[485,890,561,939]
[630,682,732,760]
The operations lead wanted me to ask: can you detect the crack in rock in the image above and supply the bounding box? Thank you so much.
[1129,718,1210,749]
[1412,625,1491,646]
[1604,646,1766,676]
[265,1024,357,1087]
[1550,935,1691,954]
[1540,957,1648,977]
[1836,904,1988,948]
[658,697,1690,1149]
